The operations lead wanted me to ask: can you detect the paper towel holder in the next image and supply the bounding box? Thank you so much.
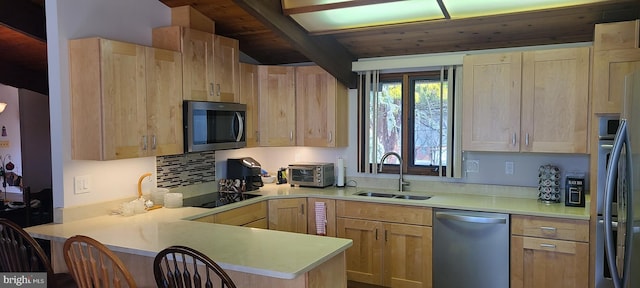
[336,158,346,187]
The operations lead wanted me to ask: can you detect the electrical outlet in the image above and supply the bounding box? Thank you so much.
[505,161,514,175]
[467,160,479,173]
[74,175,91,194]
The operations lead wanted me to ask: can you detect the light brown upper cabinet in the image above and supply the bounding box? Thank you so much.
[69,38,183,160]
[463,47,590,153]
[239,63,260,147]
[257,65,296,146]
[295,66,348,147]
[213,35,240,102]
[592,49,640,114]
[462,52,522,152]
[153,26,216,101]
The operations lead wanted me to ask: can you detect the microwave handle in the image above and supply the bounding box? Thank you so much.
[234,112,244,142]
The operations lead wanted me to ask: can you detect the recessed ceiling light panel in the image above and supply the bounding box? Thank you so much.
[290,0,444,32]
[445,0,610,18]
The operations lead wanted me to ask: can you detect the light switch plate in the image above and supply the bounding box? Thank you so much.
[74,175,91,194]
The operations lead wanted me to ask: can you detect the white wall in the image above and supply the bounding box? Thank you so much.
[0,84,23,194]
[46,0,171,208]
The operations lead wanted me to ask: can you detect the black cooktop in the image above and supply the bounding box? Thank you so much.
[183,192,262,208]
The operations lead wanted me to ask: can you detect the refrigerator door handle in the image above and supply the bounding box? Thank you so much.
[621,128,634,288]
[604,120,626,288]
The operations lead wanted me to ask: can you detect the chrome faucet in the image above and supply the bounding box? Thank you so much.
[379,152,410,192]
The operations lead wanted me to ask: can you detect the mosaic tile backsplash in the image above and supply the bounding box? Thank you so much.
[156,151,215,188]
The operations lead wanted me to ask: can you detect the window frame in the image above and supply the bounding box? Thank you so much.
[366,70,451,177]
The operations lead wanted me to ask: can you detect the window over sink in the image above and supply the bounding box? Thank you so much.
[358,66,462,178]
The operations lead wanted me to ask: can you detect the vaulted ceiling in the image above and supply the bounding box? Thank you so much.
[1,0,639,93]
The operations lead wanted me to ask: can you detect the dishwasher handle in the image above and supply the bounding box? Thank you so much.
[436,211,507,224]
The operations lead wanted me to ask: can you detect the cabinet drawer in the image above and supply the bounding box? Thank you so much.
[193,214,215,223]
[511,215,588,242]
[214,201,267,226]
[336,200,432,226]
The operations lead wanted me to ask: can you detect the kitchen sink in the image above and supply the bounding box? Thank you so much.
[355,191,431,200]
[392,194,431,200]
[355,191,396,198]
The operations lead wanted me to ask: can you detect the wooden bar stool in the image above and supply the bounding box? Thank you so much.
[154,245,237,288]
[0,218,76,287]
[63,235,137,288]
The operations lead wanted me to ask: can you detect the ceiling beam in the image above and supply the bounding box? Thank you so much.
[233,0,357,88]
[0,0,46,41]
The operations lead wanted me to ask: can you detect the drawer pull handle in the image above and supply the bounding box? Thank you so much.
[540,226,557,232]
[540,243,556,249]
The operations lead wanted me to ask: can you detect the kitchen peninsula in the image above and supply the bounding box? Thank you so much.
[25,206,352,288]
[25,182,589,288]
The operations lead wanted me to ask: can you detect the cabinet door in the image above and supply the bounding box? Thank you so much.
[182,28,215,101]
[215,202,267,226]
[337,218,383,285]
[70,38,148,160]
[239,63,260,147]
[592,49,640,114]
[307,198,336,237]
[295,66,348,147]
[268,198,307,233]
[462,52,522,152]
[258,66,296,146]
[521,47,590,153]
[383,223,432,288]
[213,35,240,102]
[145,47,183,156]
[511,236,589,288]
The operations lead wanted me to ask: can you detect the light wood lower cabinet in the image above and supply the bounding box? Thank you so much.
[268,198,307,233]
[510,215,589,288]
[336,200,432,288]
[193,201,267,229]
[307,198,336,237]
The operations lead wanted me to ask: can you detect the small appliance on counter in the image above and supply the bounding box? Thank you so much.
[227,157,263,191]
[276,168,288,185]
[288,162,335,188]
[565,176,585,207]
[538,164,561,203]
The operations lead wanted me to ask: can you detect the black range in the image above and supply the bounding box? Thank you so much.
[183,192,261,208]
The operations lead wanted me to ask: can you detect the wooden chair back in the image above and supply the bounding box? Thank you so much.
[0,218,76,287]
[154,245,237,288]
[63,235,136,288]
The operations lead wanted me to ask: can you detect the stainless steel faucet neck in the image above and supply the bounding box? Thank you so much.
[379,152,410,192]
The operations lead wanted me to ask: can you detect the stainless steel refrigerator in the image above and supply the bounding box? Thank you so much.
[604,69,640,288]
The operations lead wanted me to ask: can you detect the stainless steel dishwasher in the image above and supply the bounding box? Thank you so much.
[433,208,510,288]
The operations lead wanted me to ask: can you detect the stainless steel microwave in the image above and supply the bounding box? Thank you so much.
[184,101,246,152]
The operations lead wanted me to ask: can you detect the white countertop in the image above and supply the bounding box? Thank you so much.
[244,183,590,220]
[25,182,588,280]
[25,207,352,280]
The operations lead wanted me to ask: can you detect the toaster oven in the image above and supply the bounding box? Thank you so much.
[288,163,335,188]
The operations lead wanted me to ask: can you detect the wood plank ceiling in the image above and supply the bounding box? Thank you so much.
[0,0,639,92]
[160,0,640,87]
[0,0,47,94]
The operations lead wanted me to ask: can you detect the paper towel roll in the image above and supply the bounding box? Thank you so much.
[337,158,345,187]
